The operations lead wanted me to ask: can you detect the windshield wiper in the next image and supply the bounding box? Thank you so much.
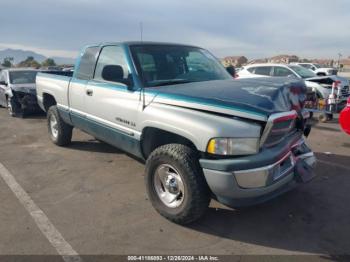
[150,79,193,87]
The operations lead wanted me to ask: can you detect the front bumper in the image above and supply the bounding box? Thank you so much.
[200,133,316,207]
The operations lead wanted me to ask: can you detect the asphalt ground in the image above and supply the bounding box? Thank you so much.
[0,108,349,261]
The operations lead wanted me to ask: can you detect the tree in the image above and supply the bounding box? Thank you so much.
[1,57,14,68]
[42,58,56,67]
[18,56,41,68]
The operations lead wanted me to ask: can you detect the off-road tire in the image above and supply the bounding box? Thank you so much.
[145,144,210,224]
[47,105,73,146]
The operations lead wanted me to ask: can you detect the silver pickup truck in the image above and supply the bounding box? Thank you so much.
[36,42,316,224]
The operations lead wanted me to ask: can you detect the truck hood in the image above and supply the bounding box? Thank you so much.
[10,83,37,94]
[147,78,307,121]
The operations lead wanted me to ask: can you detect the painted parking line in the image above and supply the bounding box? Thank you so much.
[0,162,82,262]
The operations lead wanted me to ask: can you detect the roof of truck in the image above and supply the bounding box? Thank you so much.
[90,41,200,48]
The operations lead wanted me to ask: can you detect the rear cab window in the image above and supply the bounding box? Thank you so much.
[0,71,6,83]
[75,46,100,80]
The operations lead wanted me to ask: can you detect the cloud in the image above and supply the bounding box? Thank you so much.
[0,43,77,58]
[1,0,349,59]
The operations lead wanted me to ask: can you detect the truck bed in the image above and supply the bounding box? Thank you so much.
[36,72,72,112]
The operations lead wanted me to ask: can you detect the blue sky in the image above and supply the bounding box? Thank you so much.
[0,0,349,59]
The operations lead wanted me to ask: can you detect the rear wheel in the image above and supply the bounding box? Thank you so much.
[47,105,73,146]
[145,144,210,224]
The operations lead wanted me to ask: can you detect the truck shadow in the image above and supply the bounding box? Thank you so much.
[68,140,123,154]
[22,111,47,119]
[189,152,350,255]
[67,139,145,164]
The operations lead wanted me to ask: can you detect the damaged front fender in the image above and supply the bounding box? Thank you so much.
[11,90,41,112]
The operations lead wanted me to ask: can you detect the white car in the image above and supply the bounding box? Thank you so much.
[291,62,337,76]
[237,63,349,101]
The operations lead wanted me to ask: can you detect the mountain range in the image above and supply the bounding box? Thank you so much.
[0,48,75,65]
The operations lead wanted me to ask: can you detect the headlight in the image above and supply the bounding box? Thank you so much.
[207,138,259,155]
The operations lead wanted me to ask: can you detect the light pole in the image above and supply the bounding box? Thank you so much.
[338,53,342,70]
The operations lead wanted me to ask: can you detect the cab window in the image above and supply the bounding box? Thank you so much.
[94,45,131,85]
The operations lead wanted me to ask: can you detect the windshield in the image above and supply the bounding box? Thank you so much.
[289,65,316,79]
[130,45,231,87]
[9,71,37,84]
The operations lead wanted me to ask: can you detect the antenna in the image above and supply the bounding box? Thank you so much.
[140,22,143,42]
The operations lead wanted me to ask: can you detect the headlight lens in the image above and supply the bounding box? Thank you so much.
[207,138,259,155]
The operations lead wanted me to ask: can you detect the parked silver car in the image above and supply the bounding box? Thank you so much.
[0,68,41,117]
[238,63,349,102]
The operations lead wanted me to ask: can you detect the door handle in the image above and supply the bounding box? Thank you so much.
[86,89,93,96]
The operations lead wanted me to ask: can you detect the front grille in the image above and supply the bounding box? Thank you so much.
[341,86,349,97]
[261,112,297,148]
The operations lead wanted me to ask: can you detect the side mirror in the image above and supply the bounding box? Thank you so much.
[0,80,7,86]
[102,65,131,87]
[226,65,236,78]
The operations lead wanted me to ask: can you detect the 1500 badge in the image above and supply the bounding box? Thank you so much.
[115,117,136,127]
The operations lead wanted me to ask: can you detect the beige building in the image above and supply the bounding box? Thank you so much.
[268,55,299,64]
[339,58,350,71]
[221,56,248,67]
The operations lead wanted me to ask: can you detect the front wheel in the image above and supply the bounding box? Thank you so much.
[47,106,73,146]
[145,144,210,224]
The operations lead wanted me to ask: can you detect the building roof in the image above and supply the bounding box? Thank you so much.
[248,58,267,64]
[270,54,298,59]
[223,56,246,60]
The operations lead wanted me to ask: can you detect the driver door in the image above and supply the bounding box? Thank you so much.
[84,45,142,156]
